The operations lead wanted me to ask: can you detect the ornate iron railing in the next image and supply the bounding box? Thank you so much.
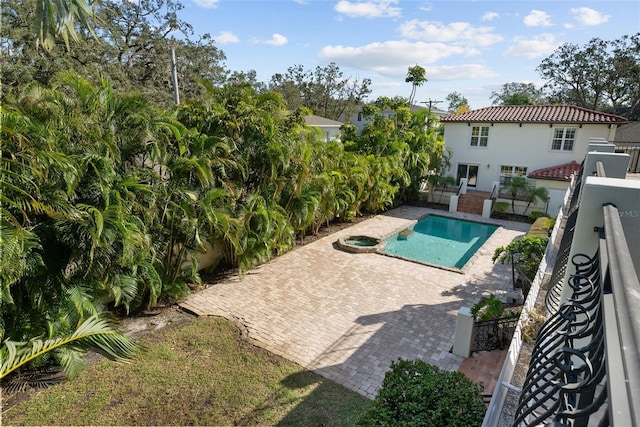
[514,204,640,426]
[544,209,578,314]
[474,316,519,352]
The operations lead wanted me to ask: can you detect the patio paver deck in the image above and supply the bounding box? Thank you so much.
[179,206,530,398]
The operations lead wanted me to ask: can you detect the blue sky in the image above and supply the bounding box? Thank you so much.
[178,0,640,109]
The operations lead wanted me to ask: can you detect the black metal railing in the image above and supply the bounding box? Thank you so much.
[474,316,520,352]
[514,204,640,426]
[567,162,584,216]
[514,246,605,426]
[545,206,579,314]
[456,180,464,196]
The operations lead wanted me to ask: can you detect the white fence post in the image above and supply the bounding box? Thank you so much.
[453,307,474,358]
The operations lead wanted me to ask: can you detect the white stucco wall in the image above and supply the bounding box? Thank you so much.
[532,179,570,217]
[443,122,616,192]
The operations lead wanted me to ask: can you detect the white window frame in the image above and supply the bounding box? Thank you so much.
[551,127,577,152]
[499,165,528,184]
[470,126,489,147]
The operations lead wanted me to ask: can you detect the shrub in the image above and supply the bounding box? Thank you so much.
[493,236,549,281]
[357,359,486,427]
[493,201,509,214]
[528,210,550,221]
[471,294,504,321]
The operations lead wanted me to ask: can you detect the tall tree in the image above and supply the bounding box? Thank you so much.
[537,34,640,118]
[490,82,545,105]
[445,91,469,113]
[1,0,228,107]
[405,65,427,106]
[268,63,371,120]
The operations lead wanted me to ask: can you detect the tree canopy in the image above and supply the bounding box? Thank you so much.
[1,0,228,107]
[537,34,640,118]
[445,91,470,113]
[490,82,545,106]
[268,63,372,120]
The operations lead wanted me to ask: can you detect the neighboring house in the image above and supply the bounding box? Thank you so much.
[305,114,343,142]
[340,104,449,135]
[612,121,640,172]
[440,105,628,194]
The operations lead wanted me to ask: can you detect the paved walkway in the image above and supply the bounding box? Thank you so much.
[180,206,530,398]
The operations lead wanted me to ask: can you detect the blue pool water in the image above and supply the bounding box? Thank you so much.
[383,215,498,269]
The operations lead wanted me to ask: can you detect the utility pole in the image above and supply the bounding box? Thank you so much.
[421,99,443,128]
[421,98,443,116]
[170,47,180,105]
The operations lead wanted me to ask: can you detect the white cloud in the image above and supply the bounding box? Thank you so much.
[426,64,498,81]
[214,31,239,44]
[334,0,401,18]
[482,12,499,22]
[399,20,503,47]
[263,33,288,46]
[419,2,433,12]
[318,40,467,77]
[192,0,219,9]
[569,7,610,26]
[503,33,560,59]
[523,10,552,27]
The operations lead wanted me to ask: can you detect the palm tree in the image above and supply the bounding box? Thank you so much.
[34,0,100,51]
[405,65,427,106]
[523,186,549,215]
[502,176,529,214]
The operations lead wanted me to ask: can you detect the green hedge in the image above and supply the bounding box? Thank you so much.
[357,359,486,427]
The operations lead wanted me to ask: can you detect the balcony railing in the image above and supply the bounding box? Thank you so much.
[513,203,639,426]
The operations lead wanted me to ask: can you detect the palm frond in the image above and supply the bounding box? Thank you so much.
[0,313,138,379]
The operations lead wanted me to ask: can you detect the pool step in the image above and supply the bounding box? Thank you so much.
[457,191,491,215]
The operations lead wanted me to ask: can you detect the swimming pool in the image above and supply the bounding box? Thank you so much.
[382,215,498,269]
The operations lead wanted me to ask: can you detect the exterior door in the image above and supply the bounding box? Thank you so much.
[456,164,479,188]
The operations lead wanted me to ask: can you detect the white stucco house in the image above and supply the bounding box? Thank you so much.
[305,114,343,142]
[440,105,628,200]
[340,104,449,135]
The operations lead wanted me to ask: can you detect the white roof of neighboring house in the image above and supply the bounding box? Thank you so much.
[305,115,343,127]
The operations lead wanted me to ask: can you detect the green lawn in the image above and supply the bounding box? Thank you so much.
[2,317,370,426]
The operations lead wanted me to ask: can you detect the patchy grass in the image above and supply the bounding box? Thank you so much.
[527,217,555,238]
[2,317,370,426]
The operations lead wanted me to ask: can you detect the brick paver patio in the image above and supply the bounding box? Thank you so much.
[180,206,530,398]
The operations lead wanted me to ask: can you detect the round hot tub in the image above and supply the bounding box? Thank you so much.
[336,235,383,253]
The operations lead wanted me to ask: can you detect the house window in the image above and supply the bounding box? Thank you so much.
[357,112,363,121]
[551,127,576,151]
[470,126,489,147]
[500,165,528,184]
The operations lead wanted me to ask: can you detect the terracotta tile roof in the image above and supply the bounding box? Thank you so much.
[441,105,628,124]
[528,161,582,181]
